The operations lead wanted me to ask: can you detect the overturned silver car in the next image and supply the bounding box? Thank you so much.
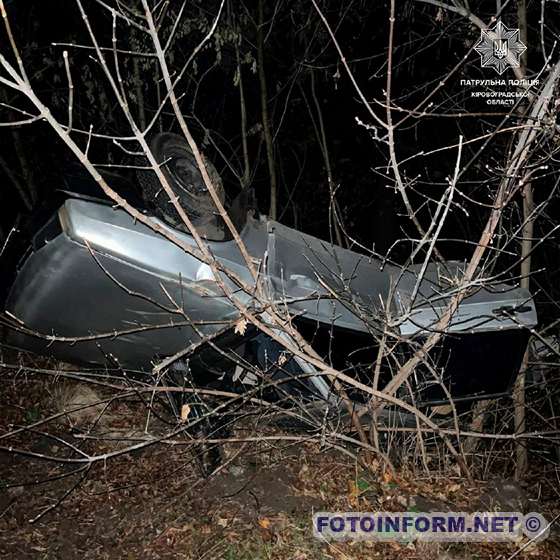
[1,134,537,410]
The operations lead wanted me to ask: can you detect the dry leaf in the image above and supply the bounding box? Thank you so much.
[180,404,191,422]
[258,517,271,529]
[234,317,248,336]
[348,480,359,507]
[396,494,408,507]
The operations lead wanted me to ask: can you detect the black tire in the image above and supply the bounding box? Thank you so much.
[136,133,225,228]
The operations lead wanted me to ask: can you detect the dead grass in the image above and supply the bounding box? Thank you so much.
[0,367,559,559]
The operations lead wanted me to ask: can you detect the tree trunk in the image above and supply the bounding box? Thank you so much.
[237,45,250,189]
[0,88,36,210]
[309,69,344,247]
[513,0,530,481]
[133,57,146,131]
[257,0,277,219]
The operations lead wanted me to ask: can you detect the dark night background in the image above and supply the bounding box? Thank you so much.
[1,0,559,319]
[2,4,560,555]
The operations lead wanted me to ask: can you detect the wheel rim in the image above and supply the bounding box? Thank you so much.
[166,152,208,197]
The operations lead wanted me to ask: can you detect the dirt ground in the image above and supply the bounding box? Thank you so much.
[1,368,559,559]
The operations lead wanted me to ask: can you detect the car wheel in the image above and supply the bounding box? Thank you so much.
[136,132,225,229]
